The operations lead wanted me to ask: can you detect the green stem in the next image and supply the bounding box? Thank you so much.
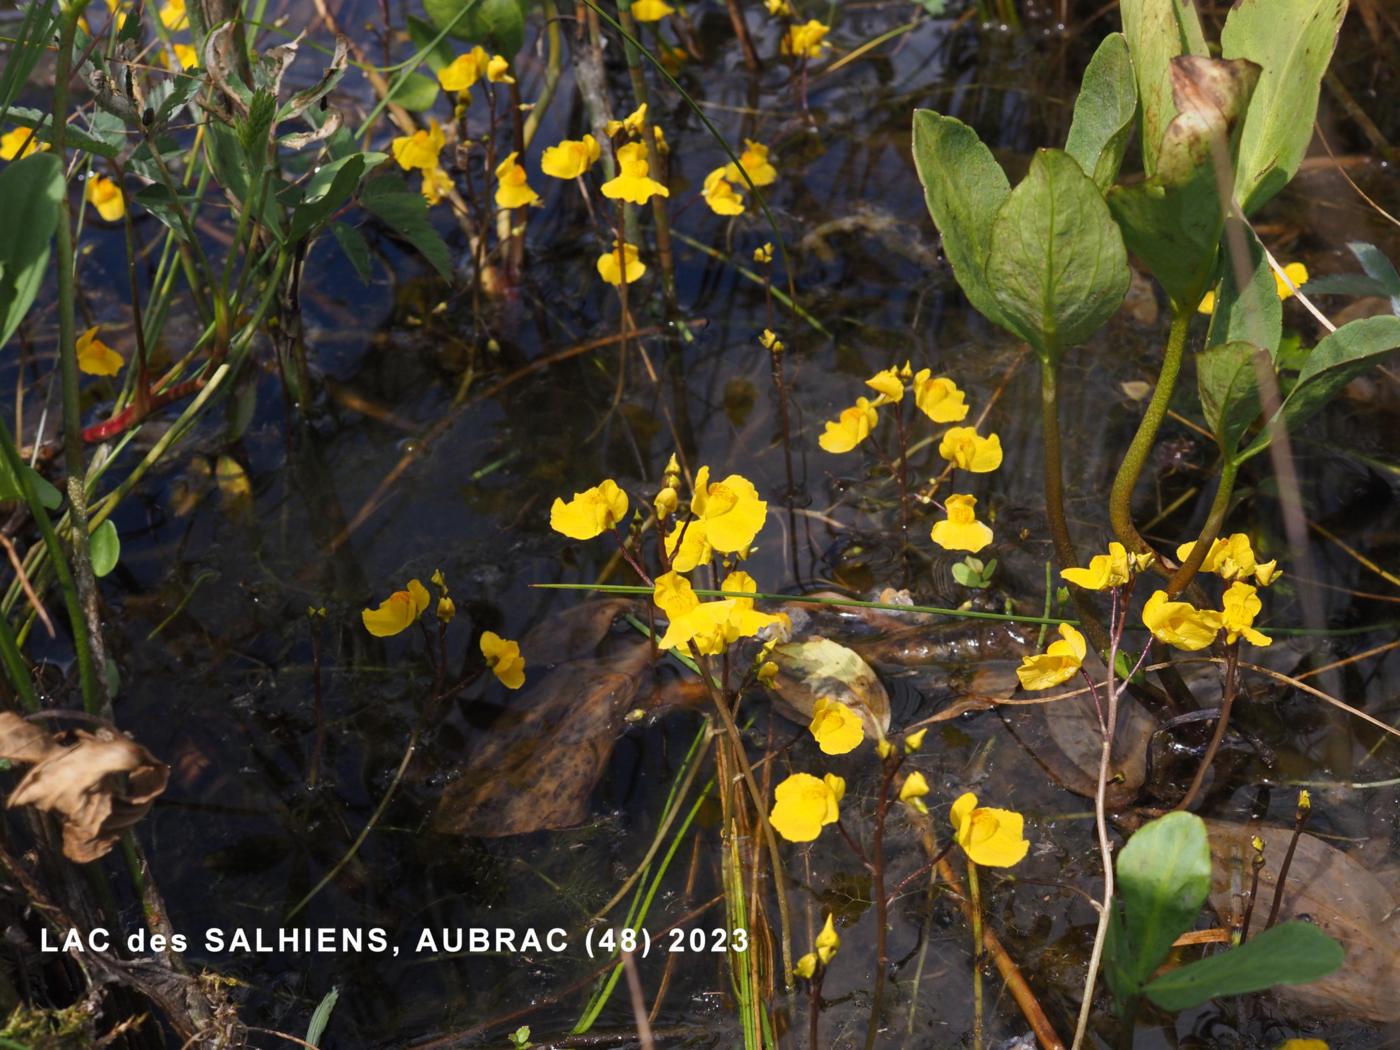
[968,859,984,1050]
[1109,307,1190,556]
[1165,458,1239,596]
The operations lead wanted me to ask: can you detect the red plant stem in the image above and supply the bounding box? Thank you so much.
[82,376,206,443]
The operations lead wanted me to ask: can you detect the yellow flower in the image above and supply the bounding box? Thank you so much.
[601,142,669,204]
[950,792,1030,867]
[1061,542,1132,591]
[782,19,830,59]
[723,139,777,188]
[938,426,1002,473]
[158,0,187,30]
[391,119,445,171]
[1277,1041,1328,1050]
[437,595,456,623]
[754,242,774,264]
[1197,290,1216,316]
[605,103,649,138]
[1,127,46,161]
[495,151,540,208]
[541,134,601,179]
[631,0,674,20]
[85,176,125,222]
[549,478,629,539]
[1142,590,1222,651]
[818,397,879,454]
[480,630,525,689]
[438,47,489,92]
[794,953,818,980]
[913,371,970,423]
[486,54,514,83]
[759,329,784,352]
[421,165,454,206]
[654,485,679,519]
[75,327,124,376]
[172,43,199,69]
[1220,581,1270,647]
[905,728,927,752]
[815,913,840,964]
[809,698,863,755]
[663,466,767,570]
[1016,623,1086,691]
[1274,261,1308,299]
[654,571,786,655]
[765,0,794,14]
[865,367,905,404]
[769,772,843,843]
[597,240,646,286]
[362,579,430,637]
[757,660,779,684]
[701,167,745,215]
[930,494,992,553]
[899,770,930,813]
[1177,533,1280,587]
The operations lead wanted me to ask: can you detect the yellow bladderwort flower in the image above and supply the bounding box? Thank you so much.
[913,370,970,423]
[158,0,187,30]
[1178,533,1281,587]
[75,327,124,376]
[930,494,992,553]
[782,19,830,59]
[0,127,46,161]
[1220,581,1271,647]
[950,792,1030,867]
[759,329,784,352]
[480,631,525,689]
[495,151,540,208]
[765,0,795,15]
[793,953,818,980]
[905,728,927,752]
[602,142,669,204]
[362,579,430,637]
[865,367,905,404]
[420,165,454,206]
[754,242,774,264]
[84,176,125,222]
[938,426,1002,473]
[392,119,446,171]
[597,241,646,286]
[723,139,777,188]
[815,913,840,964]
[605,103,649,138]
[899,770,930,813]
[172,42,199,69]
[486,55,515,83]
[818,397,879,454]
[436,595,456,624]
[1061,541,1133,591]
[630,0,674,20]
[663,466,768,570]
[654,485,679,519]
[1016,623,1086,690]
[540,134,601,179]
[1199,261,1309,314]
[1142,590,1222,651]
[809,698,863,755]
[701,167,745,215]
[438,47,490,92]
[769,772,844,843]
[549,479,629,539]
[1276,1040,1328,1050]
[757,660,779,684]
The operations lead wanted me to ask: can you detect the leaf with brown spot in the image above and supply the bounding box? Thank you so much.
[0,713,169,863]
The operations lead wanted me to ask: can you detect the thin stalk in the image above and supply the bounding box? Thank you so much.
[1166,458,1240,596]
[862,756,901,1050]
[969,859,984,1050]
[1175,645,1239,811]
[1264,796,1311,929]
[1109,308,1190,557]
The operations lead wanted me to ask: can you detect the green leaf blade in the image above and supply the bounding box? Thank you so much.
[0,151,64,350]
[1065,33,1137,191]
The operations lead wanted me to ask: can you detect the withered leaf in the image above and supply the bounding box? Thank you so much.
[768,638,891,739]
[1006,693,1156,808]
[0,713,169,863]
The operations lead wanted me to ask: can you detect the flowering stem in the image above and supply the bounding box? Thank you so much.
[1264,796,1311,930]
[1165,458,1240,596]
[1109,307,1190,559]
[862,754,902,1050]
[968,859,984,1050]
[1175,644,1238,811]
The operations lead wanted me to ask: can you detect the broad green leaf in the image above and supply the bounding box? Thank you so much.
[408,15,458,71]
[1222,0,1346,214]
[394,71,442,112]
[985,148,1129,360]
[1205,227,1282,358]
[1065,33,1137,191]
[286,153,386,243]
[6,106,122,158]
[1105,812,1211,1006]
[0,457,61,510]
[1118,0,1207,177]
[0,152,63,350]
[1196,341,1264,456]
[425,0,523,55]
[1310,242,1400,316]
[359,177,453,280]
[911,110,1011,332]
[1143,920,1344,1012]
[90,519,120,578]
[331,222,373,283]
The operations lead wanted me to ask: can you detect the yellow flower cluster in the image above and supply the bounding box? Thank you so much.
[793,914,839,979]
[701,140,777,217]
[1177,532,1281,588]
[653,570,786,655]
[782,19,831,59]
[1144,534,1278,650]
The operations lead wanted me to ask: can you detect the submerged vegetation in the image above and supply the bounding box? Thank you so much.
[0,0,1397,1044]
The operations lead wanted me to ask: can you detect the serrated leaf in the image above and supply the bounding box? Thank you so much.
[911,110,1012,333]
[287,154,368,242]
[1197,341,1264,456]
[90,519,120,578]
[0,152,63,351]
[6,107,122,158]
[331,222,373,283]
[359,177,453,280]
[985,148,1130,360]
[1065,33,1137,191]
[1143,921,1344,1012]
[1222,0,1346,214]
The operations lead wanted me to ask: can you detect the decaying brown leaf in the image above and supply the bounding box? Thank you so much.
[1005,693,1157,809]
[1206,819,1400,1021]
[0,713,169,863]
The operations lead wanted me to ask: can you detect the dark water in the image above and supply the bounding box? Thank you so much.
[8,0,1400,1045]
